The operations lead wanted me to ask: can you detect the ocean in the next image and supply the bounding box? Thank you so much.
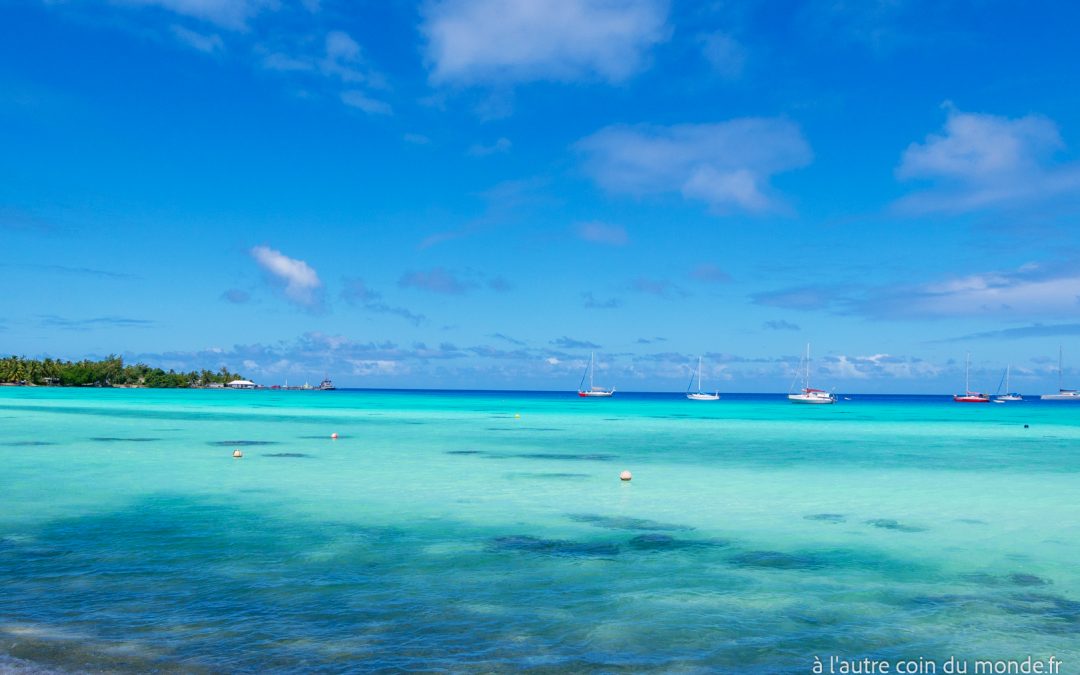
[1,388,1077,673]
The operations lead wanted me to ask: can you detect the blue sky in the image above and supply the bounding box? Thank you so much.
[3,0,1080,392]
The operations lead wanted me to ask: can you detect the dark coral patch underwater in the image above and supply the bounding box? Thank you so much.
[500,453,617,461]
[865,518,927,533]
[804,513,846,523]
[728,550,830,570]
[90,437,161,442]
[626,534,728,551]
[488,535,620,558]
[1008,573,1051,587]
[567,513,693,531]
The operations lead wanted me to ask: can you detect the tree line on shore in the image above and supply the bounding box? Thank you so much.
[0,355,245,388]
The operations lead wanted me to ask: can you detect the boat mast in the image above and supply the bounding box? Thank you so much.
[1006,365,1010,393]
[590,352,595,391]
[965,352,970,393]
[1059,345,1064,391]
[805,343,811,390]
[697,356,703,393]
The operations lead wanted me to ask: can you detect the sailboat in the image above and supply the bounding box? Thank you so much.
[686,356,720,401]
[578,352,615,397]
[953,353,989,402]
[994,365,1021,402]
[788,344,836,404]
[1041,346,1080,400]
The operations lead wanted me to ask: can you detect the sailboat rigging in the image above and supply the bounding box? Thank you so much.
[1041,346,1080,400]
[578,352,615,397]
[994,365,1021,402]
[686,356,720,401]
[953,353,989,403]
[788,344,836,404]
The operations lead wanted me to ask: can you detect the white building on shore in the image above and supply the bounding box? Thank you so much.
[227,379,256,389]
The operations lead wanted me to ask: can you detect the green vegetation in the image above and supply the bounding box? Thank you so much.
[0,355,244,388]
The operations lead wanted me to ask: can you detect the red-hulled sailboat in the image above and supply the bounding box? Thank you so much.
[954,353,990,403]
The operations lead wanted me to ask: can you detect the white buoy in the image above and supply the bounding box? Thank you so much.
[619,470,632,482]
[331,432,339,439]
[232,449,243,458]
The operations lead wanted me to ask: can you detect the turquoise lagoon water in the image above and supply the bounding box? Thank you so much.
[0,388,1077,673]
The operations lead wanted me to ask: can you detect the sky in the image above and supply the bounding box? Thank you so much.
[3,0,1080,393]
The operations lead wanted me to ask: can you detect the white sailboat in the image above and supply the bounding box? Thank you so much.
[578,352,614,397]
[953,352,990,403]
[686,356,720,401]
[994,365,1022,402]
[1041,346,1080,400]
[788,344,836,404]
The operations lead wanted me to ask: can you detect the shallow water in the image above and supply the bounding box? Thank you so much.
[1,388,1077,673]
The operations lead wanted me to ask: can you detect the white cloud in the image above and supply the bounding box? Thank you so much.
[467,137,512,156]
[260,30,384,85]
[346,359,402,376]
[819,354,943,380]
[576,118,812,213]
[169,24,224,53]
[119,0,272,29]
[699,31,745,80]
[260,51,314,73]
[421,0,670,85]
[250,245,323,307]
[689,263,731,283]
[321,30,378,84]
[259,29,389,111]
[856,264,1080,319]
[895,105,1080,212]
[340,90,392,115]
[575,221,628,246]
[398,267,477,295]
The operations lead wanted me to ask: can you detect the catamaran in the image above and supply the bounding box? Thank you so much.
[953,353,989,403]
[1041,346,1080,401]
[578,352,615,397]
[788,344,836,404]
[686,356,720,401]
[994,365,1021,402]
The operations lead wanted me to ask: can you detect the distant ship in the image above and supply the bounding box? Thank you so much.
[319,377,336,391]
[1041,346,1080,401]
[578,352,614,397]
[994,365,1022,402]
[686,356,720,401]
[953,353,990,403]
[788,344,836,404]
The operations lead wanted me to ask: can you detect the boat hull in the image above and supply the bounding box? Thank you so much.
[1040,394,1080,401]
[953,395,990,403]
[686,393,720,401]
[578,391,614,397]
[788,394,835,404]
